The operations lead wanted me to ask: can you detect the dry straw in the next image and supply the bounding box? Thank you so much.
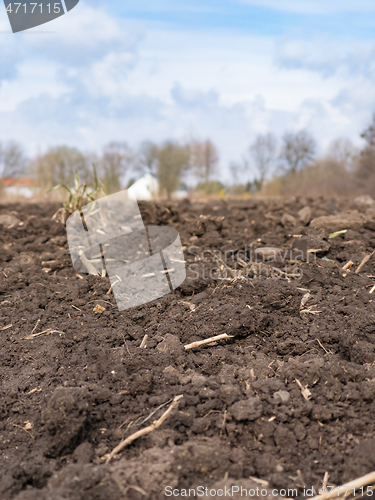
[310,471,375,500]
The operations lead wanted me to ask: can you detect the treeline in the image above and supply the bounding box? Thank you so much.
[0,139,219,199]
[1,114,375,198]
[230,131,358,197]
[232,115,375,197]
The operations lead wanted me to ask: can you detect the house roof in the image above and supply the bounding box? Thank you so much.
[0,178,40,188]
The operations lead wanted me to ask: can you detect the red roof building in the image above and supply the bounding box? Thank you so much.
[0,178,40,198]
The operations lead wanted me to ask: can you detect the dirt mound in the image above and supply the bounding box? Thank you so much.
[0,197,375,499]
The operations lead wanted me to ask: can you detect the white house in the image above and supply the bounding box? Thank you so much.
[127,173,159,200]
[126,173,189,200]
[0,178,40,198]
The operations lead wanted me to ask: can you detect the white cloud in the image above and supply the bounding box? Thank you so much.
[275,36,375,80]
[1,76,368,183]
[0,4,143,81]
[0,4,375,182]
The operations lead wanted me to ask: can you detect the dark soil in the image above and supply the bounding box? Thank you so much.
[0,196,375,500]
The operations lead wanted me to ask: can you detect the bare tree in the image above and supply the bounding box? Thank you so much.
[135,141,158,176]
[229,161,243,185]
[189,139,219,184]
[361,113,375,146]
[157,141,190,199]
[327,138,358,171]
[356,115,375,181]
[249,133,277,189]
[356,149,375,181]
[32,146,90,189]
[280,130,316,174]
[0,141,26,178]
[99,142,133,194]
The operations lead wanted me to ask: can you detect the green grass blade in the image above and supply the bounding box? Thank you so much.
[329,230,347,239]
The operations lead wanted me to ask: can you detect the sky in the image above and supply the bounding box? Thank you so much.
[1,0,375,182]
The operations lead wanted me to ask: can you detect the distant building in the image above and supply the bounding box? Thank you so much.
[127,174,159,200]
[126,174,189,200]
[0,178,40,198]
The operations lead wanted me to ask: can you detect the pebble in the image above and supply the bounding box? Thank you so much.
[298,206,312,225]
[311,213,366,232]
[281,213,296,227]
[273,390,290,405]
[0,214,21,227]
[354,194,374,206]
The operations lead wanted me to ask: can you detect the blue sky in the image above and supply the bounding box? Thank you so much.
[1,0,375,181]
[104,0,375,37]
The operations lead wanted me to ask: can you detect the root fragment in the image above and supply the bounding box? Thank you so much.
[295,378,312,401]
[105,395,183,464]
[23,329,64,341]
[184,333,234,350]
[355,250,375,274]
